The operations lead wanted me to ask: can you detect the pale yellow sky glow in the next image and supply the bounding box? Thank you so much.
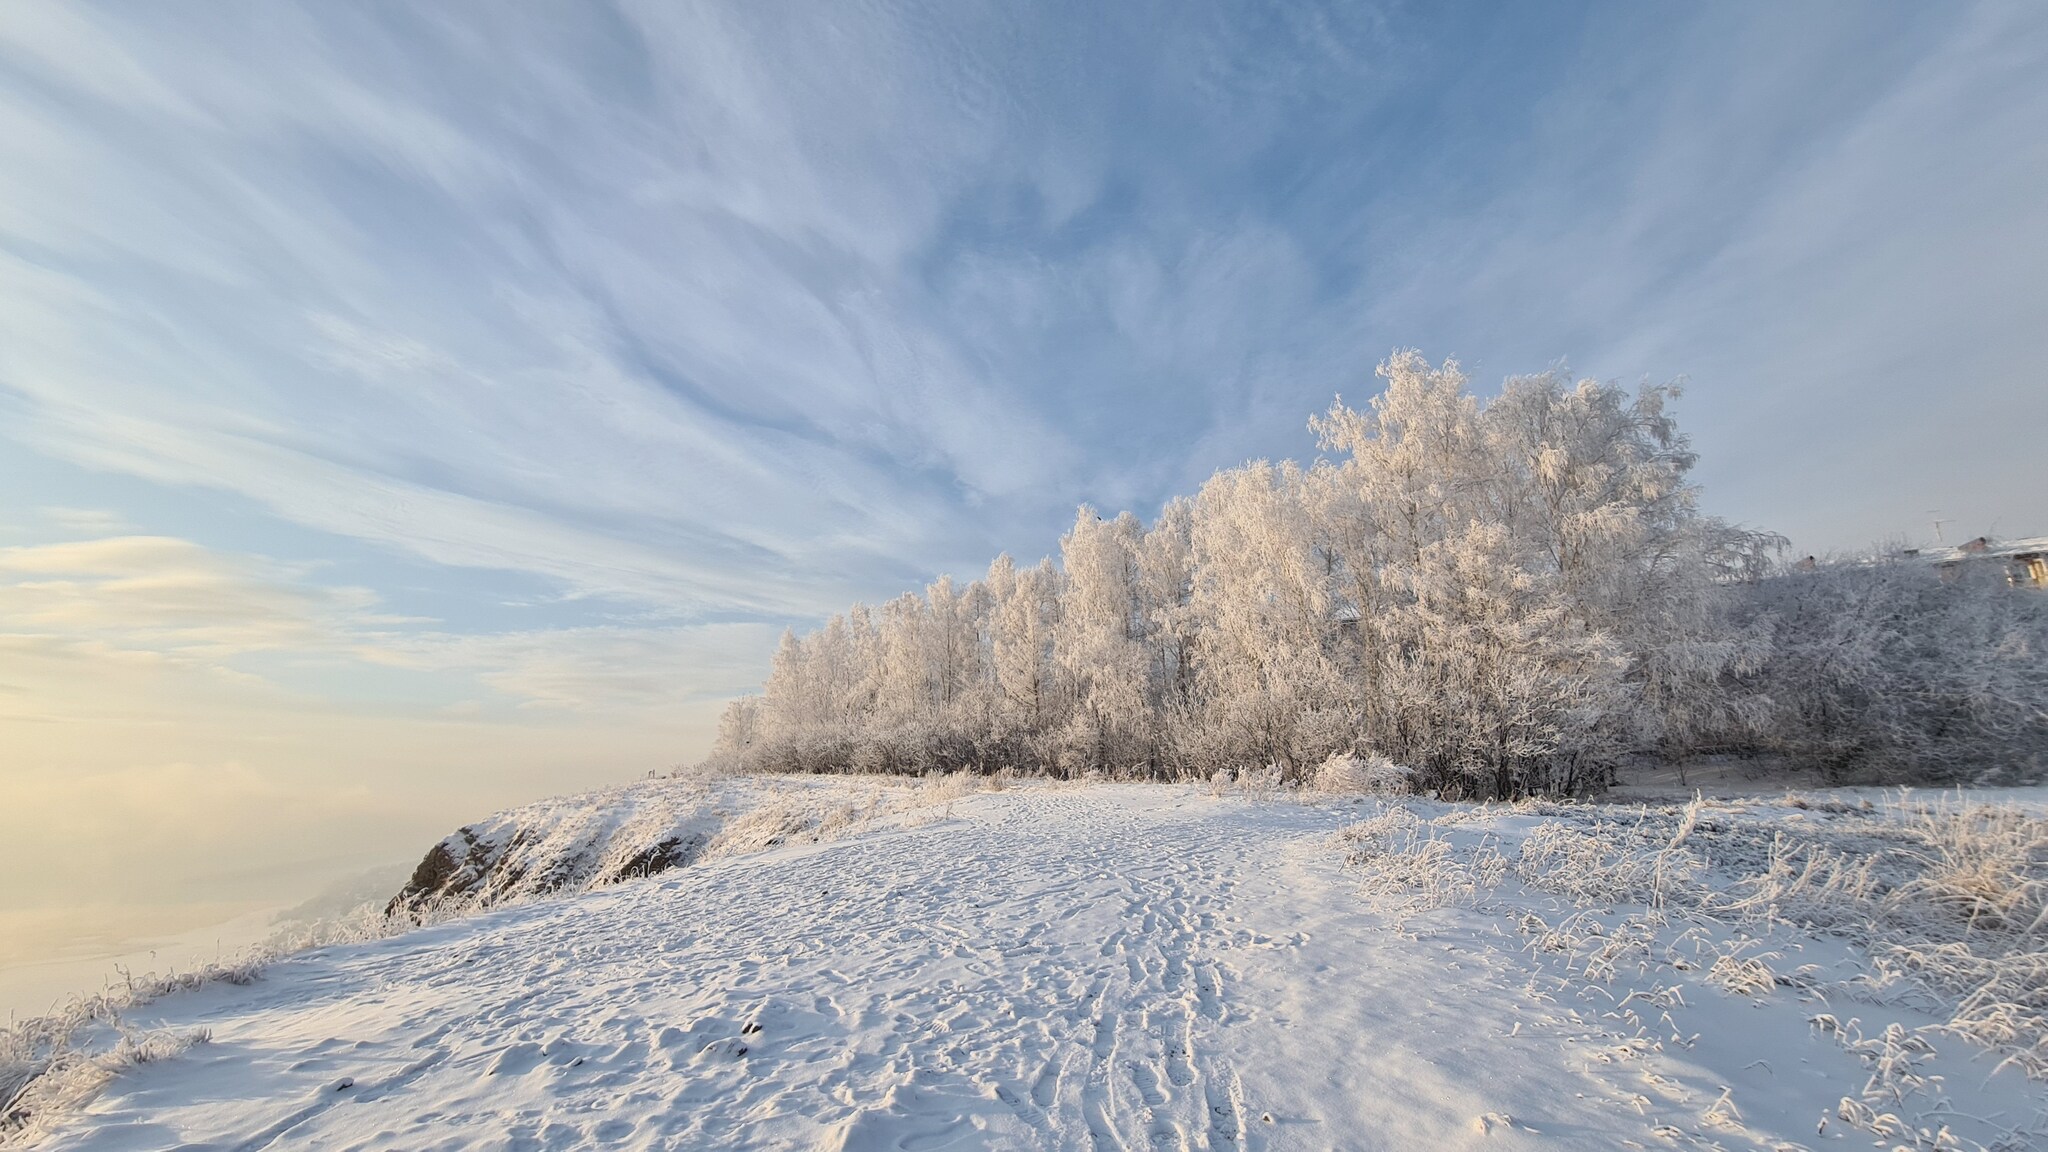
[0,531,769,926]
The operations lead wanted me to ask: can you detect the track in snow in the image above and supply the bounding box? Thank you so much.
[30,784,2048,1151]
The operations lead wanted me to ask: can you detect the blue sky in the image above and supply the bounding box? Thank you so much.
[2,2,2045,918]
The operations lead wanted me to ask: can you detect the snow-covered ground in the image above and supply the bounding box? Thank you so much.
[10,781,2047,1150]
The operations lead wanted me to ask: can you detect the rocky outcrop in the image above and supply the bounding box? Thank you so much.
[384,772,961,918]
[386,778,727,916]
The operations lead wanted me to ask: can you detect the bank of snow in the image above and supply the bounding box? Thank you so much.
[10,781,2048,1150]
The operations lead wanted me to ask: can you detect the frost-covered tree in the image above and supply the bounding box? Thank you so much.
[1477,369,1778,759]
[1378,521,1626,796]
[1138,499,1200,746]
[987,555,1066,750]
[1055,509,1154,772]
[1187,462,1347,778]
[705,349,2043,792]
[1741,556,2048,783]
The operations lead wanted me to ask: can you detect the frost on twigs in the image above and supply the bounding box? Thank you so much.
[1340,806,1506,911]
[1311,753,1414,797]
[1342,791,2048,1079]
[1,1025,210,1144]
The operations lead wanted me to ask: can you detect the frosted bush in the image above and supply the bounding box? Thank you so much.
[1705,951,1778,998]
[1742,559,2048,784]
[1312,753,1414,797]
[701,802,816,860]
[1341,806,1506,909]
[910,770,980,809]
[1516,822,1704,908]
[1346,791,2048,1078]
[1889,798,2047,936]
[1237,765,1285,803]
[1340,806,1426,856]
[2,1026,210,1143]
[701,789,900,860]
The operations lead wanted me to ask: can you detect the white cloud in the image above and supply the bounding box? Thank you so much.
[36,507,131,535]
[0,536,385,660]
[0,533,775,712]
[370,621,781,713]
[0,533,770,908]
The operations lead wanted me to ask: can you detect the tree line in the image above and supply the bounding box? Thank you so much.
[707,352,2046,795]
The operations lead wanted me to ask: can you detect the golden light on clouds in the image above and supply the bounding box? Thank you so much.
[0,533,774,918]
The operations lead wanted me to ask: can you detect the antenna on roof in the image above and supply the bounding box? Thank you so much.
[1928,511,1948,544]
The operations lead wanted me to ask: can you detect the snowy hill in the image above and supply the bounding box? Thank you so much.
[11,780,2048,1150]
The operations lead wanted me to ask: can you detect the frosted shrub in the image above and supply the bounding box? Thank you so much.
[1740,560,2048,784]
[910,770,979,808]
[1705,951,1779,998]
[1867,797,2048,1073]
[1890,798,2047,936]
[1312,753,1414,797]
[1347,792,2048,1078]
[704,802,823,859]
[2,1026,209,1142]
[1516,821,1704,908]
[814,793,884,838]
[1715,837,1884,930]
[1363,757,1416,796]
[701,790,897,861]
[1340,806,1426,855]
[1237,765,1285,803]
[1341,807,1504,909]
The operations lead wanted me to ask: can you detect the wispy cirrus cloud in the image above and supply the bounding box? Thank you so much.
[0,535,388,660]
[0,534,771,714]
[8,1,2036,603]
[0,1,1095,612]
[35,507,131,535]
[1,2,2044,943]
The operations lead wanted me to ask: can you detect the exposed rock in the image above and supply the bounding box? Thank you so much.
[387,778,728,916]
